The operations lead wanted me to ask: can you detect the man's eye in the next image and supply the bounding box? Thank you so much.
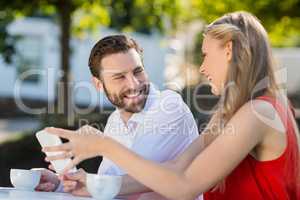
[134,69,143,75]
[114,76,125,80]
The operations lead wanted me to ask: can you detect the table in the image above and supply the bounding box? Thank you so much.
[0,187,122,200]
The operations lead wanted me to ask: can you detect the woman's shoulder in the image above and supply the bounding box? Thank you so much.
[237,98,286,133]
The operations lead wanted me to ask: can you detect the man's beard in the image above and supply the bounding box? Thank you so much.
[103,82,150,113]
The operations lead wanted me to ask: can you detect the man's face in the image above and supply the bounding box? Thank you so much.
[99,49,150,113]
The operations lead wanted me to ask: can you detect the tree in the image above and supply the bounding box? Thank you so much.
[0,0,92,118]
[183,0,300,47]
[102,0,183,34]
[0,0,186,123]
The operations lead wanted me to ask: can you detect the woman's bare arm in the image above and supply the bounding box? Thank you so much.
[100,102,267,200]
[44,101,272,200]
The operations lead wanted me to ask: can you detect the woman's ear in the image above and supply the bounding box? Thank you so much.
[225,41,233,61]
[92,77,103,91]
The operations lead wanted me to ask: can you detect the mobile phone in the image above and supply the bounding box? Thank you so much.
[36,130,76,173]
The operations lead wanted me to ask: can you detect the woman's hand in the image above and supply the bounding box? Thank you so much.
[42,126,108,174]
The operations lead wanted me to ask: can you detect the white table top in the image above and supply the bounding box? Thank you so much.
[0,187,122,200]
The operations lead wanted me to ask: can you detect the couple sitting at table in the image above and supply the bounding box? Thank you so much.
[37,11,300,200]
[35,34,199,199]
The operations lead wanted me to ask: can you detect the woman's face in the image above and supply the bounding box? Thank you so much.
[200,34,232,95]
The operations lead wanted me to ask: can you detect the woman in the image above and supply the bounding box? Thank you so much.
[43,11,300,200]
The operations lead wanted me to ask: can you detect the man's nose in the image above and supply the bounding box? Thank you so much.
[126,75,139,90]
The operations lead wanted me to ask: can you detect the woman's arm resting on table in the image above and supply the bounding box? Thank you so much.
[43,101,269,200]
[98,103,267,200]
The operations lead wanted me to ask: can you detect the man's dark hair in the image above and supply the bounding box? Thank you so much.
[88,34,143,79]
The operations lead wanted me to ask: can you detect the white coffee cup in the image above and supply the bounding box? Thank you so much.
[86,174,122,200]
[10,169,41,190]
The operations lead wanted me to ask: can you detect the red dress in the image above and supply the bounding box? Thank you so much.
[204,96,300,200]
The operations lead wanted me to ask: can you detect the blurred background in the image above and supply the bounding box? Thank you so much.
[0,0,299,187]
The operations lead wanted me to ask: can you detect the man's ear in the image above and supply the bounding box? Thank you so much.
[225,41,233,62]
[92,76,103,91]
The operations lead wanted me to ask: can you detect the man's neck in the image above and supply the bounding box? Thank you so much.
[119,110,134,125]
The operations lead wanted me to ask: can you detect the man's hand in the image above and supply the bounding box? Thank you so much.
[61,168,90,197]
[34,168,60,192]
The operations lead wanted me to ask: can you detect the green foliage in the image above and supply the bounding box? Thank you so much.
[193,31,204,66]
[0,0,185,61]
[0,13,15,63]
[185,0,300,47]
[268,17,300,47]
[72,1,110,38]
[1,0,300,46]
[100,0,184,34]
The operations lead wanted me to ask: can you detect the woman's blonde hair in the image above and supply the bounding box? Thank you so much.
[204,11,278,123]
[204,11,300,194]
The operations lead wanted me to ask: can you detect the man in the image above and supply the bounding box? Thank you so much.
[35,35,198,199]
